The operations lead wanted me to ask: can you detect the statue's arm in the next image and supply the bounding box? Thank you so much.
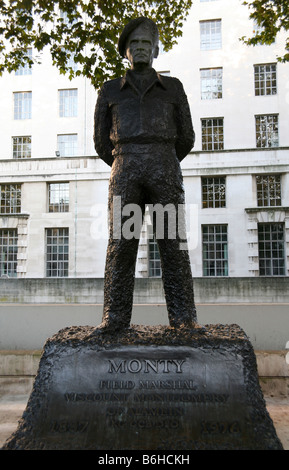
[174,80,195,162]
[94,84,114,167]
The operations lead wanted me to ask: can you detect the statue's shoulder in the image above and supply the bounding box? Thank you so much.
[158,74,184,91]
[100,77,122,92]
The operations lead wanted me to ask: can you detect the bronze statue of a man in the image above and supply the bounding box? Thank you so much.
[94,17,197,331]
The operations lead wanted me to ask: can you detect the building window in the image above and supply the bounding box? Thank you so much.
[201,118,224,150]
[14,92,32,120]
[59,89,78,117]
[256,175,281,207]
[48,183,69,212]
[258,223,285,276]
[67,52,78,72]
[202,225,228,276]
[46,228,69,277]
[15,48,32,76]
[0,229,18,278]
[57,134,78,157]
[200,20,222,50]
[200,68,222,100]
[255,114,279,148]
[254,64,277,96]
[0,184,21,214]
[148,237,162,277]
[12,136,31,159]
[202,177,226,208]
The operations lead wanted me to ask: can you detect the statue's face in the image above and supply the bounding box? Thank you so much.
[125,24,159,69]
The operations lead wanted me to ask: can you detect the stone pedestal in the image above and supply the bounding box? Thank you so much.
[1,324,283,450]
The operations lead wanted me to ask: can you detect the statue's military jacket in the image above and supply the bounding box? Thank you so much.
[94,69,195,167]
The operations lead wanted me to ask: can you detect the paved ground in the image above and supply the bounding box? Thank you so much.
[265,397,289,450]
[0,394,288,450]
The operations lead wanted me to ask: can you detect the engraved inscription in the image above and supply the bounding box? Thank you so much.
[107,417,180,429]
[50,346,246,445]
[100,380,135,389]
[106,406,185,417]
[139,380,195,390]
[106,406,184,429]
[64,392,230,403]
[201,421,241,435]
[50,420,89,434]
[64,392,129,402]
[133,393,230,403]
[108,359,185,373]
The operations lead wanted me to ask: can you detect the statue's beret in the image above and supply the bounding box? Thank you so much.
[118,17,158,58]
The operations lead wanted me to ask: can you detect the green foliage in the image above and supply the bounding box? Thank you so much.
[0,0,192,88]
[242,0,289,62]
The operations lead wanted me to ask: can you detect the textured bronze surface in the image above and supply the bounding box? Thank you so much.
[2,324,283,450]
[94,18,197,331]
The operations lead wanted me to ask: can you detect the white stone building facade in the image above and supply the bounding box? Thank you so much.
[0,0,288,281]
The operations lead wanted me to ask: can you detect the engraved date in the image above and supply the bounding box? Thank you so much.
[201,421,241,435]
[50,420,89,434]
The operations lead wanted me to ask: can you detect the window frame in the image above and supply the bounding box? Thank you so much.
[15,48,33,76]
[148,236,162,278]
[46,227,69,278]
[255,114,279,148]
[57,134,78,157]
[201,117,224,151]
[200,19,222,51]
[48,182,70,213]
[254,63,277,96]
[13,91,32,120]
[202,176,226,209]
[12,136,32,159]
[0,229,18,278]
[202,224,228,277]
[258,223,286,276]
[58,89,78,118]
[256,174,281,207]
[0,184,21,215]
[200,68,223,100]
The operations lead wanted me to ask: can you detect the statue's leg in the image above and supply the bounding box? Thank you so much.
[101,155,144,330]
[147,150,197,328]
[102,236,140,330]
[157,235,197,328]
